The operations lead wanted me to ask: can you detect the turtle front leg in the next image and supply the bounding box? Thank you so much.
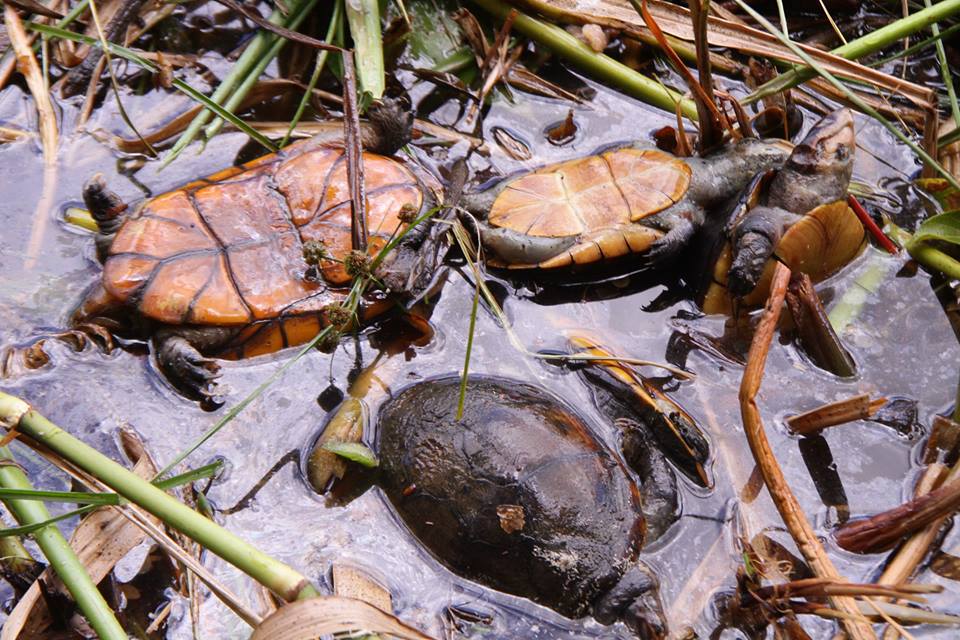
[727,204,802,296]
[82,174,129,263]
[592,564,667,639]
[153,327,237,402]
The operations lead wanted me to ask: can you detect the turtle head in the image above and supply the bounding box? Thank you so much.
[592,564,667,639]
[768,108,855,214]
[364,89,414,155]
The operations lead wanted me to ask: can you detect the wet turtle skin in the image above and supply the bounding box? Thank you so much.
[695,109,865,314]
[377,375,649,620]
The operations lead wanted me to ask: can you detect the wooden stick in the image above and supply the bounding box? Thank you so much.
[739,262,876,640]
[787,394,886,436]
[837,472,960,554]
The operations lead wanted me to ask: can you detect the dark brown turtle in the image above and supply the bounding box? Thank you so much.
[71,97,443,400]
[696,109,865,314]
[376,374,678,638]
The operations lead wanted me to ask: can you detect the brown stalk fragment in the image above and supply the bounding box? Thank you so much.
[785,273,856,377]
[739,262,876,640]
[4,5,58,163]
[787,394,886,436]
[836,476,960,554]
[341,52,367,253]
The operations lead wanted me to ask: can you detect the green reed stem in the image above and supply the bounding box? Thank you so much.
[0,445,127,640]
[204,0,321,141]
[746,0,960,104]
[281,0,344,148]
[0,395,320,603]
[456,281,481,421]
[469,0,696,119]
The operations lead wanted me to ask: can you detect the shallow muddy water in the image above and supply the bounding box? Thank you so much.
[1,8,960,638]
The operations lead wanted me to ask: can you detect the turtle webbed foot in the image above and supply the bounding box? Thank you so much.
[620,422,679,542]
[644,217,695,265]
[155,334,222,402]
[593,564,667,639]
[727,230,773,297]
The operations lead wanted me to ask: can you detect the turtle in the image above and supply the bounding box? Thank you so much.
[457,109,860,305]
[71,96,444,400]
[376,374,679,638]
[694,108,866,314]
[458,121,792,271]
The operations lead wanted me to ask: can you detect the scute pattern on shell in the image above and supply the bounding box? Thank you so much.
[102,142,423,326]
[488,148,690,238]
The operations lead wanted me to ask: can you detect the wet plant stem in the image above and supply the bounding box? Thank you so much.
[746,0,960,104]
[162,1,303,165]
[740,263,877,640]
[469,0,696,119]
[733,0,960,190]
[204,0,321,141]
[0,394,321,603]
[0,445,127,640]
[456,282,481,421]
[281,0,343,148]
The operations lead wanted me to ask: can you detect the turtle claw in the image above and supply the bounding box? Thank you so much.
[155,335,223,401]
[644,218,695,265]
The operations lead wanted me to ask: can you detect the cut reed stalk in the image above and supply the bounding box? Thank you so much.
[0,393,320,603]
[0,445,126,640]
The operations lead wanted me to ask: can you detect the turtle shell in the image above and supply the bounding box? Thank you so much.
[487,148,690,238]
[377,375,644,618]
[102,139,426,332]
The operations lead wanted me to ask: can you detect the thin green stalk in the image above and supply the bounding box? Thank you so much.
[745,0,960,104]
[0,488,118,505]
[345,0,385,102]
[0,521,39,578]
[280,0,343,148]
[88,0,156,156]
[0,399,320,603]
[0,446,127,640]
[456,281,481,421]
[732,0,960,191]
[27,23,276,152]
[157,204,443,479]
[907,241,960,277]
[161,3,297,166]
[867,21,960,67]
[469,0,696,119]
[0,0,90,70]
[924,0,960,131]
[0,463,218,538]
[204,0,321,141]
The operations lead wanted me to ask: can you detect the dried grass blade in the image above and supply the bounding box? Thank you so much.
[630,0,722,143]
[27,22,278,153]
[249,596,434,640]
[4,5,57,163]
[85,0,155,155]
